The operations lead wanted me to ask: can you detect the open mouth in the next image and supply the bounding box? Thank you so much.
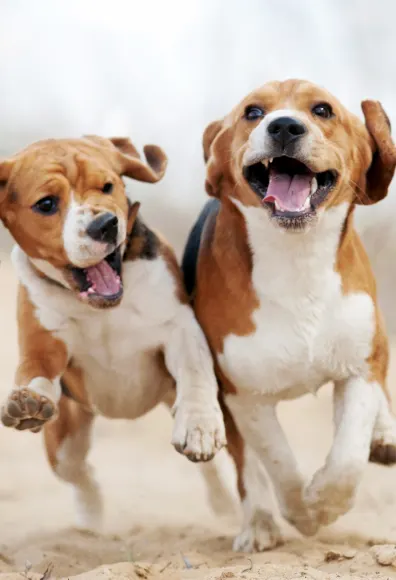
[243,156,337,223]
[69,247,123,306]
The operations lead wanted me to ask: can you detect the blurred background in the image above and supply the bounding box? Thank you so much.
[0,0,396,327]
[2,2,396,577]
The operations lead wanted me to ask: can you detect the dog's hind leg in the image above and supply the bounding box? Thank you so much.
[44,395,102,530]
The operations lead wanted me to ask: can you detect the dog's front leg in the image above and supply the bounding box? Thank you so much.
[304,377,379,526]
[1,285,68,433]
[164,305,226,462]
[226,394,318,537]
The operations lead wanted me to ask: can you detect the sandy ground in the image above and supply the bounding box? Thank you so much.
[2,260,396,579]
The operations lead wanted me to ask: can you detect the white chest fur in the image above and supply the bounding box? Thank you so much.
[218,203,375,401]
[12,248,179,418]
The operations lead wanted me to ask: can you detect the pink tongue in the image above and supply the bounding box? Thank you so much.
[264,172,312,212]
[85,260,121,296]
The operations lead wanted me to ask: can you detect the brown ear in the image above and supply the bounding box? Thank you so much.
[109,137,140,159]
[84,135,167,183]
[110,138,167,183]
[203,119,230,197]
[203,120,223,163]
[0,158,15,209]
[0,158,14,186]
[358,100,396,205]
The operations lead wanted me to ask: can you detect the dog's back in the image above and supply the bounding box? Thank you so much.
[182,199,219,297]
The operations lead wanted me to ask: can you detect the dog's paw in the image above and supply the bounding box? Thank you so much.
[233,509,283,553]
[172,402,226,462]
[303,465,359,527]
[1,388,56,433]
[370,424,396,466]
[370,441,396,465]
[280,487,319,536]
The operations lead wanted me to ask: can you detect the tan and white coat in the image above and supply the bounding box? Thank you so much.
[0,136,226,529]
[185,80,396,551]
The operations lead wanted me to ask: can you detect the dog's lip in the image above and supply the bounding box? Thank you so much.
[243,151,323,174]
[68,246,123,302]
[243,155,338,219]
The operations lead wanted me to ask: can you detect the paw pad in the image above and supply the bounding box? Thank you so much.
[1,388,56,432]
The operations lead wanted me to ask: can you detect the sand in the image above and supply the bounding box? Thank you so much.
[2,259,396,580]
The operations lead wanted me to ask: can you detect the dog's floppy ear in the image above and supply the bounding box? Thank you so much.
[358,100,396,205]
[84,135,167,183]
[0,158,15,209]
[110,137,167,183]
[109,137,141,159]
[203,120,223,163]
[203,119,231,197]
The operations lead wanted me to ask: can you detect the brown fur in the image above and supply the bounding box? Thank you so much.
[16,284,68,385]
[195,197,258,357]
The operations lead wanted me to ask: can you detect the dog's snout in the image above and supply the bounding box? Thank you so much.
[267,116,307,148]
[86,212,118,245]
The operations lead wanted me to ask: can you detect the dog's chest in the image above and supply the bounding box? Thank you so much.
[35,257,178,418]
[217,204,375,400]
[70,309,168,414]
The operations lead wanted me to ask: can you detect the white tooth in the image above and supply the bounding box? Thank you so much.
[274,200,283,211]
[269,158,274,164]
[261,159,269,168]
[303,197,311,210]
[310,177,318,195]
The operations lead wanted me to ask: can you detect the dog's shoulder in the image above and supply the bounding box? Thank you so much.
[123,215,188,305]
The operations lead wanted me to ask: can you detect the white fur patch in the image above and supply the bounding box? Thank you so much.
[219,201,375,401]
[244,108,324,168]
[20,375,62,404]
[62,193,127,268]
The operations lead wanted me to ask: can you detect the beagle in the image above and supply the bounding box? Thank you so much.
[182,80,396,552]
[0,135,226,529]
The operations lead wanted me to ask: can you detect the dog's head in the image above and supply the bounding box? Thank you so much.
[203,79,396,231]
[0,136,167,308]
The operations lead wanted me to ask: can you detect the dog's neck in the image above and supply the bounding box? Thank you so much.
[226,198,352,299]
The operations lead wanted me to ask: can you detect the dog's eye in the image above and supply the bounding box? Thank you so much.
[32,195,59,216]
[312,103,334,119]
[102,182,113,194]
[244,105,265,121]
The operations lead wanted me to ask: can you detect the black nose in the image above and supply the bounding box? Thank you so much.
[86,213,118,245]
[267,116,307,148]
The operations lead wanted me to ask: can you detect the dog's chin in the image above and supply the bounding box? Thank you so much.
[65,246,124,309]
[243,155,338,232]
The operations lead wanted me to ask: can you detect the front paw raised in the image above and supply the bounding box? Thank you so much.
[1,388,56,433]
[172,402,226,462]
